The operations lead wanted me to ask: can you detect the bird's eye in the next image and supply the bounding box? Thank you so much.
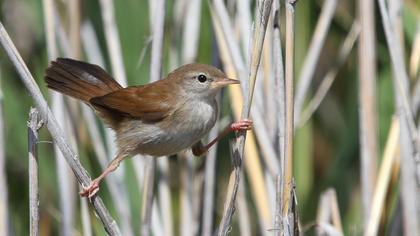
[197,74,207,83]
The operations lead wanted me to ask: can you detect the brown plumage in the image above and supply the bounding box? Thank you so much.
[44,57,250,198]
[45,58,124,128]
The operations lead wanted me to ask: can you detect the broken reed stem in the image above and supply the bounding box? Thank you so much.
[0,22,122,236]
[217,1,273,234]
[358,0,378,226]
[28,108,42,236]
[283,0,296,218]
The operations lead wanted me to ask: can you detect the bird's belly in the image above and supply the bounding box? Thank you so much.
[116,102,217,156]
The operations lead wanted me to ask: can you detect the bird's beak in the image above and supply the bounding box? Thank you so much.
[212,77,240,88]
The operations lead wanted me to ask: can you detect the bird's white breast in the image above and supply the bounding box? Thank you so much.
[116,99,217,156]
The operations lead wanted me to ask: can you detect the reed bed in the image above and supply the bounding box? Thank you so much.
[0,0,419,235]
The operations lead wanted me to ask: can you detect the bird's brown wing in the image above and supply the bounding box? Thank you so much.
[90,81,177,123]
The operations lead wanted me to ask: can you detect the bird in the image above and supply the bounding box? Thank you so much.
[45,58,252,197]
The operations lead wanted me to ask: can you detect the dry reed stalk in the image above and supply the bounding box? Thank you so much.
[216,0,274,234]
[201,119,220,236]
[212,0,247,75]
[134,159,165,236]
[52,97,76,236]
[180,156,197,236]
[156,158,173,236]
[99,0,127,86]
[283,0,297,220]
[182,0,202,63]
[299,22,360,126]
[140,158,155,236]
[68,0,81,58]
[80,198,92,236]
[217,140,242,236]
[409,26,420,80]
[211,7,272,232]
[42,2,76,235]
[237,178,252,236]
[377,0,420,234]
[272,4,286,232]
[53,13,71,56]
[211,0,280,166]
[81,22,106,66]
[29,108,42,236]
[42,0,56,60]
[316,188,343,236]
[412,78,420,117]
[236,0,252,56]
[358,0,378,226]
[260,12,274,136]
[211,0,281,224]
[0,22,122,236]
[388,0,405,60]
[294,0,338,124]
[274,175,282,236]
[365,118,399,236]
[0,71,8,236]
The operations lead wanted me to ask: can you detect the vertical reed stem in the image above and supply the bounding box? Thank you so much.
[28,108,42,236]
[283,0,297,218]
[358,0,378,226]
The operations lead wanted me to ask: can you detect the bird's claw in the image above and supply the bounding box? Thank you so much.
[80,180,100,199]
[230,119,253,131]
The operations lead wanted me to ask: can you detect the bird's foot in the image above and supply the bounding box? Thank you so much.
[80,179,100,198]
[230,119,253,131]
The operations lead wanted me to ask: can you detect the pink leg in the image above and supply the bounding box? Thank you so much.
[80,153,126,198]
[192,119,253,156]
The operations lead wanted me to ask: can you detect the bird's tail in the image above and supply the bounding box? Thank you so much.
[44,58,122,102]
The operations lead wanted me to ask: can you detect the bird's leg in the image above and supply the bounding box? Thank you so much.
[80,153,126,198]
[192,119,253,156]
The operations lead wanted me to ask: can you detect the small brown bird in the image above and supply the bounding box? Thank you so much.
[45,58,252,197]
